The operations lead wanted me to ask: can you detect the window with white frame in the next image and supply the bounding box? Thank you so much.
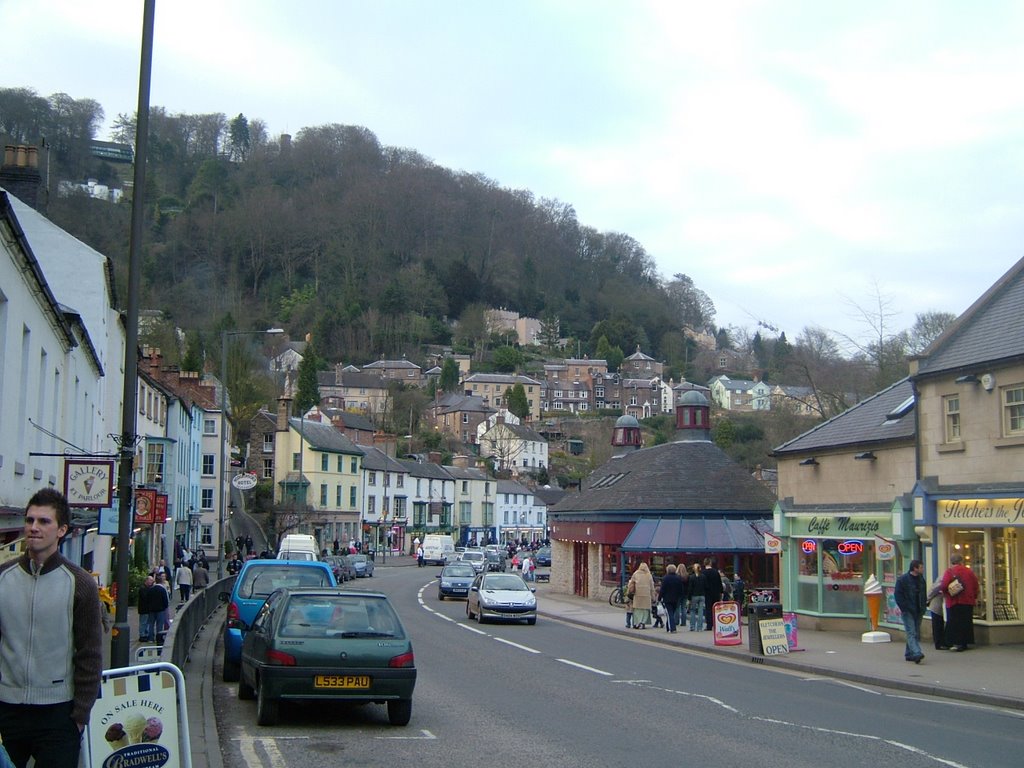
[944,395,961,442]
[202,453,215,476]
[368,471,377,486]
[200,525,213,546]
[262,458,274,478]
[321,454,329,472]
[1003,385,1024,436]
[201,488,214,509]
[367,496,376,515]
[263,433,274,452]
[204,418,217,435]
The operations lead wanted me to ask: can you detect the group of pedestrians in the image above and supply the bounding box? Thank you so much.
[625,557,745,633]
[895,553,980,664]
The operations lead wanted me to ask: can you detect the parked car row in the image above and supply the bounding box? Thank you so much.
[323,553,375,582]
[221,558,413,728]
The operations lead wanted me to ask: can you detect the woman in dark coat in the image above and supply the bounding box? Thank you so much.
[658,564,685,633]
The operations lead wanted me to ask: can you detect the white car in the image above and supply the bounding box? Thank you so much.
[465,572,537,625]
[457,550,487,574]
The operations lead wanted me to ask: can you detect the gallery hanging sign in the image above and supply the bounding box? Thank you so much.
[64,459,115,508]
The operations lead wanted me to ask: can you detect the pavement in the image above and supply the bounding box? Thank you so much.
[529,575,1024,712]
[128,555,1023,767]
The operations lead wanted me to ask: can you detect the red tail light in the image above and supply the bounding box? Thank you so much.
[389,651,415,668]
[226,602,244,630]
[266,649,297,666]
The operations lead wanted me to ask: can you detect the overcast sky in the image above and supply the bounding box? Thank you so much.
[5,0,1024,349]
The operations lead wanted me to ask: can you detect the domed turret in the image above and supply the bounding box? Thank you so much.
[675,390,711,441]
[611,414,643,456]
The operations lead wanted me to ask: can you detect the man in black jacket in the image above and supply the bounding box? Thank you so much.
[658,564,685,633]
[703,557,723,630]
[894,559,927,663]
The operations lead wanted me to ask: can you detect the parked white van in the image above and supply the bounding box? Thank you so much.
[277,533,320,561]
[421,534,455,565]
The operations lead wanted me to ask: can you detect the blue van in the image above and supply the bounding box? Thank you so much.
[220,559,337,681]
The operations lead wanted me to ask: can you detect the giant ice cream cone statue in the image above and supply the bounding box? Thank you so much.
[861,574,890,643]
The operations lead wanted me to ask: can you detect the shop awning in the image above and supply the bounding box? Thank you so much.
[621,517,770,553]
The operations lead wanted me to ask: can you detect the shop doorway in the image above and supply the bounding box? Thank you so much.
[573,542,588,597]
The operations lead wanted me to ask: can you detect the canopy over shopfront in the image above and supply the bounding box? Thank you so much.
[621,517,770,553]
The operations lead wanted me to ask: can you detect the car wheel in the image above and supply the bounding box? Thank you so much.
[238,673,255,700]
[527,617,537,626]
[438,592,445,601]
[476,608,486,624]
[222,654,240,683]
[256,679,279,726]
[466,602,474,620]
[388,699,412,726]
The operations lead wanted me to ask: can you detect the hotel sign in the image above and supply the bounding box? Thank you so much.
[937,498,1024,526]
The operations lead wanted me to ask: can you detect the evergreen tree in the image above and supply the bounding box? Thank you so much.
[506,384,529,420]
[439,358,460,393]
[181,330,203,373]
[294,341,323,414]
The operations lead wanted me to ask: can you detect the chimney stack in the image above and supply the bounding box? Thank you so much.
[1,144,43,210]
[277,397,293,432]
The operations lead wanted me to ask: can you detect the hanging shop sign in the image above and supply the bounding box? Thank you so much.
[764,532,783,554]
[874,536,897,560]
[135,489,158,525]
[155,494,168,524]
[64,459,115,508]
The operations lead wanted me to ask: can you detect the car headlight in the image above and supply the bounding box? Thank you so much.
[441,580,452,587]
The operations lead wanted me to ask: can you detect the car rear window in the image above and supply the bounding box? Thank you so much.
[240,566,332,598]
[279,594,404,638]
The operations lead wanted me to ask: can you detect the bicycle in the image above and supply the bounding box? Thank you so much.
[609,584,629,607]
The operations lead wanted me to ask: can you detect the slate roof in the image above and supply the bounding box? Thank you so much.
[400,459,453,481]
[550,439,776,516]
[464,373,542,385]
[444,465,489,481]
[289,418,364,455]
[438,395,495,415]
[321,408,374,431]
[912,255,1024,376]
[337,371,389,388]
[533,486,567,506]
[364,358,421,370]
[772,378,915,455]
[497,422,546,442]
[360,445,408,473]
[625,347,655,361]
[497,479,532,495]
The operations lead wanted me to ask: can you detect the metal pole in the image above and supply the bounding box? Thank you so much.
[218,330,228,579]
[111,0,155,669]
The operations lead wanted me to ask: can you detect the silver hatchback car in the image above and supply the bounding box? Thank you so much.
[466,572,537,625]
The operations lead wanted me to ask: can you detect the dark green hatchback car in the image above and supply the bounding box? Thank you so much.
[238,587,416,726]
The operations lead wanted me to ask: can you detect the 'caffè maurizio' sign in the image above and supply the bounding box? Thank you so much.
[937,498,1024,526]
[791,515,891,537]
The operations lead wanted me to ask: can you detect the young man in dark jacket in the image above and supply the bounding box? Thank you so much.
[702,557,724,630]
[0,488,103,767]
[894,559,927,663]
[658,564,686,633]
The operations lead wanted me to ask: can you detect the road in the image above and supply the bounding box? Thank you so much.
[212,566,1022,768]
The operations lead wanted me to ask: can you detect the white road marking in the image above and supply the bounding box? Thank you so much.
[752,717,970,767]
[555,658,613,676]
[801,676,881,695]
[493,637,542,654]
[376,729,437,740]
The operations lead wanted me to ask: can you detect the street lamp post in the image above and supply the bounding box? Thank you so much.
[218,327,283,578]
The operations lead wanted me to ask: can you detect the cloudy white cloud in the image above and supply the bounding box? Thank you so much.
[4,0,1024,350]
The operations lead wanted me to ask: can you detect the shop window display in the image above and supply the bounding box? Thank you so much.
[948,527,1020,622]
[796,537,870,614]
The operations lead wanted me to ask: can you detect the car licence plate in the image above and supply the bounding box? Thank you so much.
[315,675,371,689]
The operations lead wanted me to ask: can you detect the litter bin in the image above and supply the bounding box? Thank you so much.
[748,602,783,654]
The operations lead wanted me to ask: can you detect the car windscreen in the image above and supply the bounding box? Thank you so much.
[482,575,529,591]
[462,552,484,561]
[279,594,404,638]
[240,566,332,598]
[443,566,475,577]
